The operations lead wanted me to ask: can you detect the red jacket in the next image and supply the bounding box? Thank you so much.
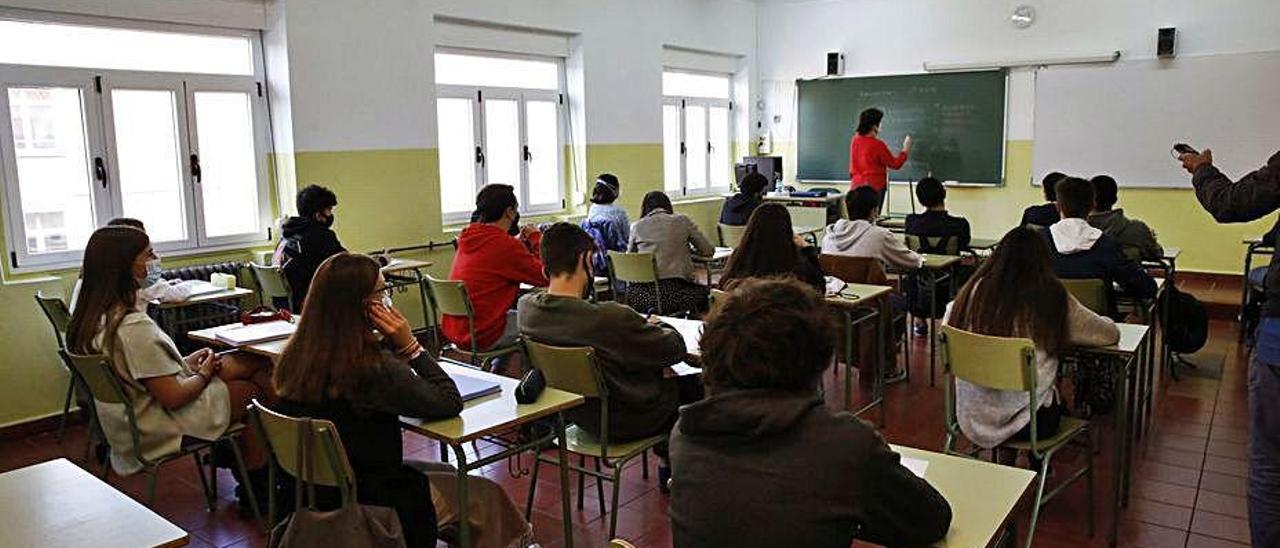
[849,134,908,192]
[442,223,548,350]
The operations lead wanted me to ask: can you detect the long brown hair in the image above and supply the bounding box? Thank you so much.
[67,227,150,355]
[949,227,1070,354]
[273,253,384,402]
[720,203,803,288]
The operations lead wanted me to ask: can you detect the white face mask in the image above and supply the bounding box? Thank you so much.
[144,258,163,284]
[381,293,394,309]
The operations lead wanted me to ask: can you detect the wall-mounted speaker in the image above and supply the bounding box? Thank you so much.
[826,52,845,76]
[1157,27,1177,58]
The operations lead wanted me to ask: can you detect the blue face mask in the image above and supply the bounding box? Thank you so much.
[144,258,163,286]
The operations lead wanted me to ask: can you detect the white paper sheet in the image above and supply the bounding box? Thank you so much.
[902,457,929,478]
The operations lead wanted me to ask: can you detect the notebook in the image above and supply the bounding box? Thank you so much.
[902,457,929,478]
[215,320,296,346]
[449,372,502,402]
[175,279,225,298]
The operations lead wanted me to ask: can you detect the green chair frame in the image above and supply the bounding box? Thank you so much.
[426,275,522,371]
[606,251,669,315]
[33,292,93,448]
[939,325,1094,548]
[1061,278,1111,317]
[248,400,358,528]
[905,234,961,256]
[61,351,262,522]
[716,223,746,248]
[522,338,665,539]
[249,263,292,309]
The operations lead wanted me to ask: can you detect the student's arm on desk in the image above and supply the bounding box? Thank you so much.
[359,352,463,419]
[1192,152,1280,223]
[597,305,688,370]
[854,428,953,546]
[1066,295,1120,347]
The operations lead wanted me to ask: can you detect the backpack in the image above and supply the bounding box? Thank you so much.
[1163,286,1209,354]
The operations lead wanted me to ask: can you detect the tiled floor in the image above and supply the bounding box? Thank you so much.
[0,293,1255,547]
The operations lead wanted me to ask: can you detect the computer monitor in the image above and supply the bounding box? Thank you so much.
[743,156,783,185]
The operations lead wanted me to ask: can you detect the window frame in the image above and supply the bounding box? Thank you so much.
[433,49,566,226]
[662,70,734,199]
[0,17,271,272]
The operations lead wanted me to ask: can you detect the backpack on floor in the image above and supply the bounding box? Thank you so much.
[1163,286,1209,355]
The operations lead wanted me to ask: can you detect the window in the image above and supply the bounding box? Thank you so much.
[662,70,732,197]
[0,20,270,269]
[434,51,565,224]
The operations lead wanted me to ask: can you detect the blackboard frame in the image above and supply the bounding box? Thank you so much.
[795,70,1008,187]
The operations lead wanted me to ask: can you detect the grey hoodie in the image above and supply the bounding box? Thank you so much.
[820,219,923,269]
[1088,209,1164,261]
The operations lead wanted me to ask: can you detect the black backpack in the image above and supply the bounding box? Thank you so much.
[1163,286,1209,354]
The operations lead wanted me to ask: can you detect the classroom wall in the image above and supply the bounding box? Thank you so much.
[756,0,1280,273]
[0,0,755,426]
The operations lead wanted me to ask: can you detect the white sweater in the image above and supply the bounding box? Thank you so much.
[820,219,923,270]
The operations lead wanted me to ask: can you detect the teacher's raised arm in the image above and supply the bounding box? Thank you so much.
[849,107,912,210]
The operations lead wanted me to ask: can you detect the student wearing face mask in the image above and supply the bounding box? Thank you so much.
[518,223,698,492]
[275,185,346,312]
[71,219,193,312]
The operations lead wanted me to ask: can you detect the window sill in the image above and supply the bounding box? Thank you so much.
[6,239,274,278]
[671,194,727,206]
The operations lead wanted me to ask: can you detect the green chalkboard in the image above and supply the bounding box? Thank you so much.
[796,70,1006,184]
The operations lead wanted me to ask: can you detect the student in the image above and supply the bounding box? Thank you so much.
[72,218,191,311]
[66,226,275,512]
[1045,177,1157,301]
[581,173,630,276]
[822,186,923,270]
[719,171,770,226]
[275,253,532,548]
[1021,172,1066,229]
[444,184,548,356]
[275,184,345,312]
[904,177,971,253]
[518,223,697,490]
[627,191,715,314]
[719,203,825,292]
[945,227,1119,451]
[1088,175,1164,261]
[670,277,952,547]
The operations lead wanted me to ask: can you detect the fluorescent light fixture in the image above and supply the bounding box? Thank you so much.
[923,50,1121,72]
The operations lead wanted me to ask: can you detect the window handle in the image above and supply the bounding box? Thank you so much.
[523,145,531,162]
[475,146,485,167]
[680,142,687,156]
[190,154,202,183]
[707,142,713,153]
[93,157,108,189]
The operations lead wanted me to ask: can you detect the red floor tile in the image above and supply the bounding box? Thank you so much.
[1191,510,1252,545]
[1186,532,1251,548]
[1204,455,1249,478]
[1200,471,1249,497]
[1196,491,1249,520]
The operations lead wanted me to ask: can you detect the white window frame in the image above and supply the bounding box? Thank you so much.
[0,18,271,271]
[662,70,734,199]
[434,49,566,226]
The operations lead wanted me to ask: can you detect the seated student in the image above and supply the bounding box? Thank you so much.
[275,253,532,548]
[275,184,345,312]
[581,173,630,276]
[719,171,770,226]
[945,227,1119,453]
[1021,172,1067,229]
[627,191,715,314]
[67,226,275,513]
[670,277,952,548]
[73,218,192,311]
[1088,174,1164,261]
[822,186,923,270]
[444,184,548,356]
[519,223,697,490]
[904,177,971,253]
[719,203,825,292]
[1045,177,1158,301]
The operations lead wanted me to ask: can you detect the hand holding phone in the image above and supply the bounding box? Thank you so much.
[368,301,415,350]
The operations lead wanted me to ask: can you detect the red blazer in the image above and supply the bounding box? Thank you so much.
[849,134,908,192]
[442,223,548,350]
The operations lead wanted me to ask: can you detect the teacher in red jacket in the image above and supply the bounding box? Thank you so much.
[849,107,912,209]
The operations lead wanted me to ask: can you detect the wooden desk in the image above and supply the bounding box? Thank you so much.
[890,445,1035,548]
[154,287,255,345]
[155,287,255,309]
[380,258,432,275]
[402,361,584,548]
[693,247,735,285]
[0,458,189,547]
[1162,247,1181,262]
[969,237,999,250]
[828,284,894,423]
[186,323,291,360]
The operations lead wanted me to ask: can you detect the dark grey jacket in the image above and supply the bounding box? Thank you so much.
[1193,152,1280,316]
[1087,209,1164,262]
[670,390,952,548]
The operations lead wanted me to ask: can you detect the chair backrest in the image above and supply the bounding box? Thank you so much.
[607,251,659,284]
[34,292,72,350]
[61,351,130,405]
[786,206,827,231]
[939,325,1037,392]
[249,263,291,303]
[249,400,357,506]
[818,254,889,285]
[522,338,604,398]
[1060,278,1110,315]
[905,234,960,256]
[717,223,746,248]
[426,276,474,318]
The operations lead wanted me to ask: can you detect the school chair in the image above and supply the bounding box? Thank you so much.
[61,350,262,522]
[819,254,909,381]
[609,540,637,548]
[248,400,357,530]
[939,326,1094,548]
[607,251,687,316]
[34,293,82,443]
[1060,278,1111,316]
[522,338,666,539]
[905,234,961,256]
[249,263,292,311]
[716,223,746,248]
[426,275,523,371]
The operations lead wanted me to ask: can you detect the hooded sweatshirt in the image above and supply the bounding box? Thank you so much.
[670,390,952,548]
[821,219,923,270]
[718,192,763,226]
[276,216,346,311]
[1045,218,1157,300]
[1087,209,1164,262]
[442,223,547,351]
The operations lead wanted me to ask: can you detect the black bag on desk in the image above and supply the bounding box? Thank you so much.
[1163,286,1208,355]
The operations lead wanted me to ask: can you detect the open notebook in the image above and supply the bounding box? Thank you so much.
[214,320,296,346]
[174,279,226,298]
[449,371,502,401]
